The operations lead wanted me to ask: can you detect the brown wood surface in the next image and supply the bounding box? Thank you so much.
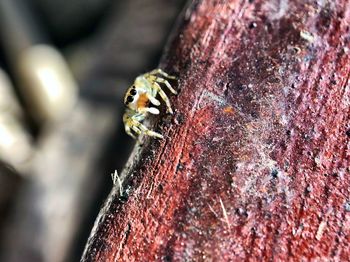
[82,0,350,261]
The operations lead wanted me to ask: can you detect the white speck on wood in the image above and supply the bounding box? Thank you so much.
[220,197,231,229]
[316,221,327,240]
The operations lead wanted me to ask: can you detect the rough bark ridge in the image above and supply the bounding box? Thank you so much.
[82,0,350,261]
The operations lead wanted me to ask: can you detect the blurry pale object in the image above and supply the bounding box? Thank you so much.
[0,69,32,169]
[0,114,32,168]
[0,69,23,118]
[18,44,77,124]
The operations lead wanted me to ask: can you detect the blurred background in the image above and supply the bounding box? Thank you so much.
[0,0,186,261]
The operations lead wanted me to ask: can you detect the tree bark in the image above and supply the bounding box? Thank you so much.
[82,0,350,261]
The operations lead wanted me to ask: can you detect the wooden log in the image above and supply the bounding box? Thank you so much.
[82,0,350,261]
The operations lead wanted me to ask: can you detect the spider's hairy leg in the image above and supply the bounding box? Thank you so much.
[130,118,163,139]
[130,125,142,136]
[124,111,163,139]
[123,113,137,139]
[154,76,177,94]
[149,68,176,79]
[137,123,163,139]
[146,75,177,95]
[125,126,136,139]
[152,82,173,114]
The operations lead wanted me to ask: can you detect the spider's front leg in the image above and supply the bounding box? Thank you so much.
[144,77,177,114]
[124,124,136,139]
[145,73,178,95]
[123,112,137,139]
[151,82,174,114]
[149,69,177,80]
[137,122,164,139]
[123,112,163,139]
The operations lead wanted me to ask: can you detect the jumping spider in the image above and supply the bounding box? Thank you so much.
[123,69,177,139]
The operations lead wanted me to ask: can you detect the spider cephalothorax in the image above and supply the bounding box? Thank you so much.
[123,69,177,139]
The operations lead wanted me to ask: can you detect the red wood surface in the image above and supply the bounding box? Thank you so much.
[82,0,350,261]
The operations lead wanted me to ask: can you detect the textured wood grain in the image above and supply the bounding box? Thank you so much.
[82,0,350,261]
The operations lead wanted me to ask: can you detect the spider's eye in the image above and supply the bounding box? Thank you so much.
[127,96,133,103]
[130,89,137,95]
